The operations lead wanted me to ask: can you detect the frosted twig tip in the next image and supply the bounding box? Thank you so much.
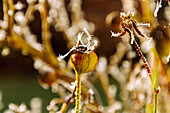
[58,55,64,61]
[110,30,121,37]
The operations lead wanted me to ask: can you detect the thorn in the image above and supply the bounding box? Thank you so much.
[156,86,161,94]
[131,35,134,45]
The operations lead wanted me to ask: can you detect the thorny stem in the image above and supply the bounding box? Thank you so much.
[58,81,101,113]
[57,79,102,113]
[132,40,152,77]
[112,11,159,112]
[75,72,82,113]
[133,40,159,113]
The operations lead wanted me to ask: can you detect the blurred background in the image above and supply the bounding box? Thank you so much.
[0,0,122,112]
[0,0,169,113]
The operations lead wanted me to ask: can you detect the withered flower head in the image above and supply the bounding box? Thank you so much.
[111,11,151,45]
[110,12,152,77]
[120,11,134,20]
[58,28,98,75]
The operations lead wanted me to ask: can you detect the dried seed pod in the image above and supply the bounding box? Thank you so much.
[58,28,98,113]
[70,51,98,75]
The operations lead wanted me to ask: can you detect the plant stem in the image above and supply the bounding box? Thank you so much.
[133,40,152,77]
[59,86,76,113]
[75,72,82,113]
[133,40,159,113]
[2,0,8,23]
[7,0,15,36]
[154,93,158,113]
[39,0,59,67]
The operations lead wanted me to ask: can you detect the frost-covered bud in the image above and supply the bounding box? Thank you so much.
[70,51,98,75]
[58,28,98,75]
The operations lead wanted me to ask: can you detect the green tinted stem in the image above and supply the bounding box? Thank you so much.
[75,72,82,113]
[154,93,158,113]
